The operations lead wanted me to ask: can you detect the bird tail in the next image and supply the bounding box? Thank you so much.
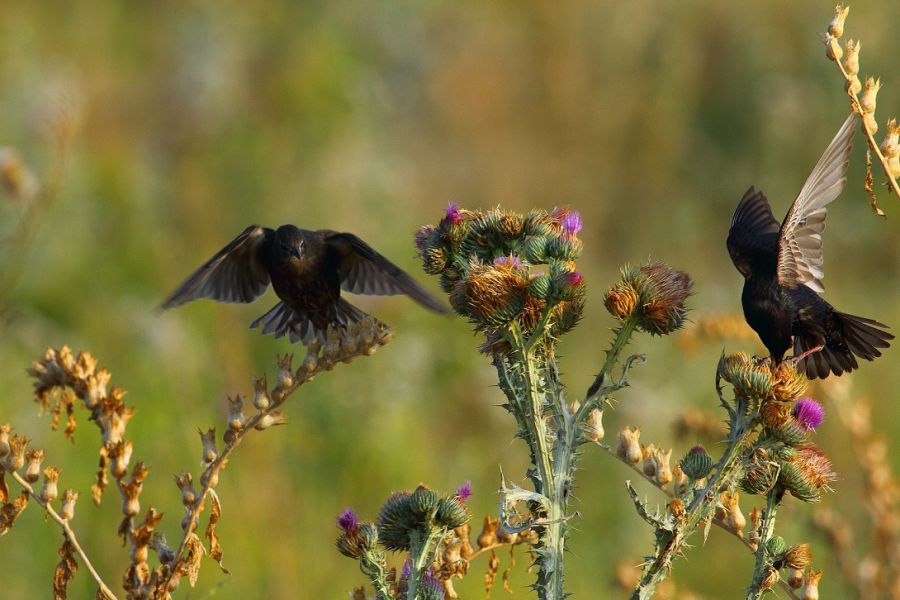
[795,312,893,379]
[250,299,375,344]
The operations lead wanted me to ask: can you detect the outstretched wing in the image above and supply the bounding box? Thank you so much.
[161,225,272,308]
[325,232,448,314]
[777,114,857,293]
[726,186,780,277]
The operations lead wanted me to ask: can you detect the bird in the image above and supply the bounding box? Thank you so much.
[726,114,893,379]
[161,225,448,344]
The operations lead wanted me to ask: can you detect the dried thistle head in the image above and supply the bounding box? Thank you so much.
[828,4,849,38]
[740,448,779,496]
[615,426,642,465]
[783,543,813,570]
[770,361,806,402]
[800,569,824,599]
[618,262,693,335]
[718,352,773,400]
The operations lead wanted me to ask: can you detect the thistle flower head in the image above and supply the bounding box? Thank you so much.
[771,361,807,402]
[455,480,472,503]
[793,398,825,430]
[718,352,773,400]
[445,202,463,225]
[613,262,692,334]
[552,207,583,237]
[493,255,523,269]
[337,508,359,534]
[740,448,779,495]
[784,543,813,570]
[780,444,837,503]
[565,271,584,287]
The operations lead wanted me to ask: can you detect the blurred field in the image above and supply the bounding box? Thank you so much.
[1,1,899,598]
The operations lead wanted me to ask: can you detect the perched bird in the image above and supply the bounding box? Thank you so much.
[726,114,892,379]
[162,225,448,343]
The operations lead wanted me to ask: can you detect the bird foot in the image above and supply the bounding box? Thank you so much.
[789,345,824,364]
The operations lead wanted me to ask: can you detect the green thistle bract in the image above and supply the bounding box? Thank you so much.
[435,496,469,529]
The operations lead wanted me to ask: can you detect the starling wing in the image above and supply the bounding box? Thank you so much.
[726,186,780,277]
[161,225,272,309]
[776,114,857,293]
[325,232,448,314]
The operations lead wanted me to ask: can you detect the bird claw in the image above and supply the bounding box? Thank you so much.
[789,345,824,365]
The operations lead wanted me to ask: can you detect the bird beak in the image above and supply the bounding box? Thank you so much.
[290,245,302,260]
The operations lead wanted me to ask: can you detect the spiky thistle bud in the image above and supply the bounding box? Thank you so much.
[766,536,787,558]
[828,4,849,38]
[377,491,414,551]
[24,449,45,483]
[740,448,779,495]
[680,446,714,480]
[784,543,813,570]
[630,262,693,335]
[800,569,823,600]
[843,39,860,76]
[718,352,773,400]
[615,426,642,465]
[764,402,809,446]
[860,77,880,114]
[779,444,836,503]
[59,489,78,521]
[436,496,469,529]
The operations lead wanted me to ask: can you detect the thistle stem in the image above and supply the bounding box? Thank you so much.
[407,526,443,599]
[746,488,783,599]
[586,316,638,403]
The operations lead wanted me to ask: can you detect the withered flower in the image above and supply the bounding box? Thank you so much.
[784,543,813,570]
[615,426,642,465]
[779,444,837,503]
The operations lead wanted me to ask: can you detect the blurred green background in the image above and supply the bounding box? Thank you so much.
[1,1,898,598]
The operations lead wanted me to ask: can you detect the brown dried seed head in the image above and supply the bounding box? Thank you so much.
[616,426,642,465]
[787,567,805,589]
[828,4,849,38]
[109,441,134,479]
[863,113,878,135]
[823,34,843,62]
[800,569,823,600]
[199,428,218,464]
[604,284,638,319]
[60,489,79,521]
[784,543,813,570]
[584,408,604,442]
[880,118,900,159]
[843,39,860,76]
[41,466,61,503]
[770,361,806,402]
[653,448,673,487]
[672,464,689,496]
[252,376,270,411]
[24,449,45,483]
[860,77,880,114]
[0,423,10,458]
[642,443,658,477]
[721,491,746,537]
[175,473,197,506]
[3,435,28,472]
[227,394,246,431]
[760,566,779,591]
[846,75,862,96]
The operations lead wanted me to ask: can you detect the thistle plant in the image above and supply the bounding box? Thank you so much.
[416,205,692,598]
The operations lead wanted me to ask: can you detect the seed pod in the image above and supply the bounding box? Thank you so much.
[584,408,604,443]
[40,466,61,503]
[59,489,79,521]
[615,426,642,465]
[860,77,880,114]
[199,428,218,464]
[24,449,45,483]
[843,39,860,76]
[827,4,849,38]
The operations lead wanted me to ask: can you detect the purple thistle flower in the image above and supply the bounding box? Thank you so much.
[445,202,463,225]
[456,480,472,502]
[493,255,523,269]
[566,271,584,287]
[415,225,435,252]
[422,571,446,598]
[793,398,825,430]
[336,508,358,534]
[688,445,708,456]
[401,559,411,580]
[562,211,582,237]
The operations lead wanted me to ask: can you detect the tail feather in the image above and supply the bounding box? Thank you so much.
[795,311,892,379]
[250,299,373,344]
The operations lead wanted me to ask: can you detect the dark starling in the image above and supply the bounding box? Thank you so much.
[162,225,448,343]
[726,115,893,379]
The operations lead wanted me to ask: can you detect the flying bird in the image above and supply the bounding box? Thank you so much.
[726,114,892,379]
[162,225,448,343]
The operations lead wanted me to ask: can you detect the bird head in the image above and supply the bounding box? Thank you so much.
[275,225,304,262]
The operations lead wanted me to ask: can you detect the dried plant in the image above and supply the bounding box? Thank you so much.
[820,4,900,216]
[1,317,391,599]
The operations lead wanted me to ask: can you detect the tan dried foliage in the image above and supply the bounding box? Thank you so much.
[205,490,228,573]
[53,538,78,600]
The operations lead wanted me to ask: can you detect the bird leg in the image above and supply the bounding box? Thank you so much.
[789,344,824,364]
